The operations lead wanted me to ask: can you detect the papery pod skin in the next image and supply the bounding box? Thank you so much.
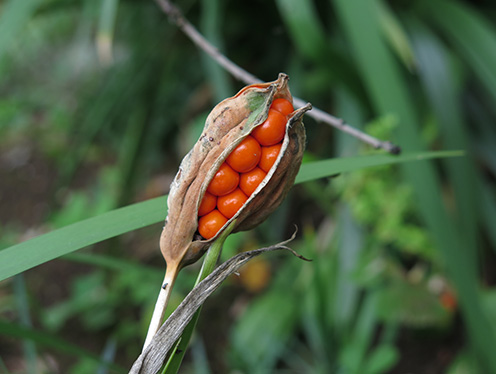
[160,73,311,269]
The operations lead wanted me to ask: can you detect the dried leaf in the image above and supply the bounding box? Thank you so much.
[130,237,308,374]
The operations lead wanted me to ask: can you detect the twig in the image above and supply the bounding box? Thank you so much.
[155,0,260,86]
[154,0,401,155]
[293,98,401,154]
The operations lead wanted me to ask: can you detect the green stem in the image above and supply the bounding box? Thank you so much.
[13,274,37,374]
[162,222,235,374]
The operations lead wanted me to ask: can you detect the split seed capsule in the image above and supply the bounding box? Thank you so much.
[198,98,294,239]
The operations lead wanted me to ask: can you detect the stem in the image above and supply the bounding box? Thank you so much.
[13,274,37,374]
[154,0,401,155]
[162,223,235,374]
[143,265,180,351]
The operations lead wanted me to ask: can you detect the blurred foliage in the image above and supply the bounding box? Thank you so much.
[0,0,495,373]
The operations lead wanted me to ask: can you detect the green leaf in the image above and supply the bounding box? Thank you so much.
[0,0,43,63]
[231,273,301,371]
[363,345,399,374]
[97,0,119,64]
[200,0,232,102]
[13,275,37,373]
[339,294,377,373]
[333,0,496,369]
[162,223,235,374]
[419,0,496,103]
[376,0,415,71]
[409,17,479,276]
[0,151,462,282]
[296,150,463,184]
[275,0,328,62]
[0,196,166,281]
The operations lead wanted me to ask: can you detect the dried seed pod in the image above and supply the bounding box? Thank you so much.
[144,74,311,349]
[161,73,310,268]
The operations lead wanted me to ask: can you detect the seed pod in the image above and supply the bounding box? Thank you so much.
[144,74,311,349]
[160,73,311,269]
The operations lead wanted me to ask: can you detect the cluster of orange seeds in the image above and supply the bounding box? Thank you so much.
[197,98,294,239]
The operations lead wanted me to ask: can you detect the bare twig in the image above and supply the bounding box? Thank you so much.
[154,0,401,155]
[293,99,401,154]
[155,0,261,86]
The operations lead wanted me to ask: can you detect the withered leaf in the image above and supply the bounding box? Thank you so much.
[130,238,308,374]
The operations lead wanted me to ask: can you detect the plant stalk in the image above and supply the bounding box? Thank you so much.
[161,222,235,374]
[143,265,180,351]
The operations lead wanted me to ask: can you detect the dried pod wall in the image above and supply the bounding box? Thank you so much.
[143,73,311,348]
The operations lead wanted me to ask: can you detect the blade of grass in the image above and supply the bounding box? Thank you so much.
[97,0,119,65]
[375,0,415,71]
[333,0,496,370]
[340,293,378,373]
[0,0,43,63]
[0,151,463,282]
[230,261,303,371]
[274,0,328,62]
[296,150,463,184]
[409,18,478,277]
[200,0,232,102]
[333,205,363,329]
[190,338,210,374]
[13,274,37,374]
[275,0,363,99]
[60,53,154,187]
[299,227,336,373]
[0,196,167,281]
[97,336,118,374]
[419,0,496,103]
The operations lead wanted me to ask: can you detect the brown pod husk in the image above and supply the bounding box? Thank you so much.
[143,74,311,350]
[160,73,311,270]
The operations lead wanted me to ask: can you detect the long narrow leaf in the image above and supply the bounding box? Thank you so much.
[409,18,478,277]
[275,0,328,62]
[0,0,43,62]
[200,0,231,102]
[0,197,166,281]
[419,0,496,103]
[333,0,496,370]
[97,0,119,64]
[0,151,462,282]
[295,150,462,184]
[13,275,37,373]
[375,0,415,71]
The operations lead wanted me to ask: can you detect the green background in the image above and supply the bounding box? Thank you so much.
[0,0,495,373]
